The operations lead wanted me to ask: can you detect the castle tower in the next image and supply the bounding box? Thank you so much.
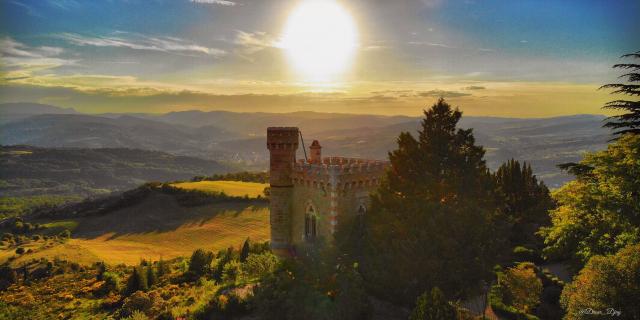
[309,140,322,163]
[266,127,299,250]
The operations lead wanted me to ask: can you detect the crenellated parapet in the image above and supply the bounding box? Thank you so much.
[292,157,388,191]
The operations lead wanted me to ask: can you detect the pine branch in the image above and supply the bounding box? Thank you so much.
[619,72,640,82]
[620,52,640,59]
[613,63,640,71]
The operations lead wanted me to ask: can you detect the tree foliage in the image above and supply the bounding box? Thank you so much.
[500,263,542,314]
[409,287,456,320]
[494,159,554,249]
[188,249,214,279]
[561,244,640,320]
[339,98,502,303]
[540,134,640,267]
[601,51,640,136]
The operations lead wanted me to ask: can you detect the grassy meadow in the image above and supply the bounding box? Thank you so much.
[0,181,271,266]
[170,181,268,198]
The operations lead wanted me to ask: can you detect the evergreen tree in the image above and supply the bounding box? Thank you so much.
[409,287,456,320]
[342,98,502,303]
[125,266,148,295]
[601,51,640,136]
[188,249,214,279]
[240,238,251,262]
[156,258,169,277]
[146,266,157,287]
[494,159,554,248]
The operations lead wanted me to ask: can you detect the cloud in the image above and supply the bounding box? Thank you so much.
[463,85,485,90]
[408,41,455,49]
[190,0,236,6]
[416,90,471,98]
[58,32,226,57]
[0,37,74,73]
[234,31,279,55]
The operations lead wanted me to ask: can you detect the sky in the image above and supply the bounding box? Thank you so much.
[0,0,638,116]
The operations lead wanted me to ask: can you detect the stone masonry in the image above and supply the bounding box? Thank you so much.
[267,127,388,252]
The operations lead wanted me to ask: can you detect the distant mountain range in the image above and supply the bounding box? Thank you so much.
[1,102,612,187]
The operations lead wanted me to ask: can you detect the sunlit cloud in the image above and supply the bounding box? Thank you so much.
[234,31,280,55]
[58,32,226,57]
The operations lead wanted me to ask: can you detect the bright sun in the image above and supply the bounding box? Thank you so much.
[281,0,358,82]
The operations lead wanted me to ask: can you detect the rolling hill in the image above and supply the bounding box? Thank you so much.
[0,102,612,187]
[0,145,232,197]
[0,182,270,266]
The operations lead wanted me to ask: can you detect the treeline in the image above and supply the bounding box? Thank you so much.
[191,171,269,184]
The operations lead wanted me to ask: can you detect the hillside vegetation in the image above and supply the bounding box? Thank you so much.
[0,145,231,198]
[0,181,270,266]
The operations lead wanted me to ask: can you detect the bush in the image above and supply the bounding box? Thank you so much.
[97,272,120,296]
[222,260,243,284]
[59,229,71,239]
[410,287,456,320]
[188,249,214,279]
[561,244,640,320]
[500,263,542,313]
[243,252,279,279]
[0,266,17,291]
[121,291,153,317]
[123,310,149,320]
[15,247,25,255]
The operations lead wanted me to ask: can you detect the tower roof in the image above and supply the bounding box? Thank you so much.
[310,140,321,148]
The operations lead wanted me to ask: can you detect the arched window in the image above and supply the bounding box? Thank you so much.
[356,204,366,229]
[305,205,317,241]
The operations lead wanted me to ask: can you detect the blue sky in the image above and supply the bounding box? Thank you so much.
[1,0,638,116]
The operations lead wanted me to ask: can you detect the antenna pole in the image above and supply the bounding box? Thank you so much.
[299,131,308,162]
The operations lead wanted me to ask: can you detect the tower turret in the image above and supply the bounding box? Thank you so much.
[267,127,299,251]
[309,140,322,163]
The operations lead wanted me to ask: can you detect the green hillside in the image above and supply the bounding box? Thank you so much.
[0,181,270,266]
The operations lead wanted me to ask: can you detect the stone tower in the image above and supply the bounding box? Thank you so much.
[266,127,299,250]
[309,140,321,163]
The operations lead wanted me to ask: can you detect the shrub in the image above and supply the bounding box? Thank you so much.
[222,260,243,284]
[123,310,149,320]
[15,247,25,255]
[188,249,214,279]
[500,263,543,313]
[122,291,153,317]
[0,266,17,291]
[243,252,278,279]
[561,244,640,320]
[410,287,456,320]
[97,272,120,296]
[59,229,71,239]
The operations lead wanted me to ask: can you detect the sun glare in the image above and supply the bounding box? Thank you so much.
[281,0,358,82]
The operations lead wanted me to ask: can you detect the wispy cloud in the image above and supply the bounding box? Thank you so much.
[417,89,471,98]
[234,31,279,55]
[189,0,236,6]
[58,32,226,57]
[408,41,456,49]
[463,85,485,90]
[0,37,73,69]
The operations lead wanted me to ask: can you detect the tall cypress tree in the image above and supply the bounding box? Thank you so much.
[601,51,640,136]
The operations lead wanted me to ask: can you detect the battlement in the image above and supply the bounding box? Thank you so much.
[267,127,388,253]
[294,157,388,173]
[267,127,299,150]
[292,157,388,191]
